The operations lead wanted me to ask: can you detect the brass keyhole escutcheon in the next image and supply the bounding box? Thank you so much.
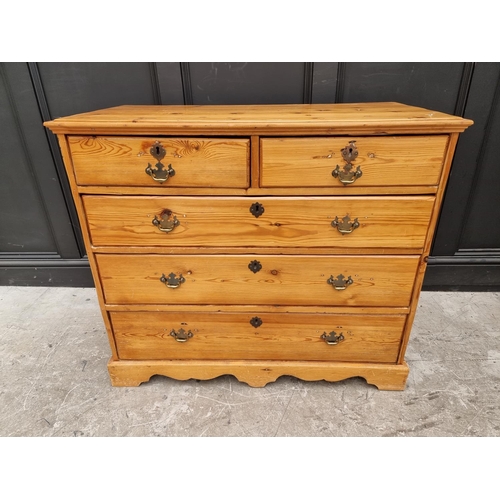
[250,202,265,218]
[145,141,175,183]
[250,317,263,328]
[153,144,163,158]
[332,140,363,185]
[248,260,262,273]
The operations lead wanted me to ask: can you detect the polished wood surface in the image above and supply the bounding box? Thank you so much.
[44,102,473,390]
[44,103,473,135]
[77,185,438,196]
[261,136,448,188]
[69,136,249,187]
[56,136,119,360]
[108,359,410,390]
[104,304,410,314]
[83,196,434,249]
[111,311,405,362]
[96,254,419,307]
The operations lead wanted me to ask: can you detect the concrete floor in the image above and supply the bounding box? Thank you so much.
[0,287,499,437]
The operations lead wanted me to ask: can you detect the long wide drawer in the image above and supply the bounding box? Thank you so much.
[110,311,406,363]
[68,136,250,187]
[261,136,448,188]
[84,196,434,249]
[97,254,419,306]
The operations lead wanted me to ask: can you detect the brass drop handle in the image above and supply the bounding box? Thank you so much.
[327,274,353,290]
[332,141,363,185]
[152,210,180,233]
[145,141,176,183]
[331,215,359,235]
[321,331,345,345]
[160,273,185,289]
[170,328,193,342]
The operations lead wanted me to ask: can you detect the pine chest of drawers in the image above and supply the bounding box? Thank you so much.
[45,103,472,390]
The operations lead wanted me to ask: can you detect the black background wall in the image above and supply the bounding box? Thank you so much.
[1,62,499,290]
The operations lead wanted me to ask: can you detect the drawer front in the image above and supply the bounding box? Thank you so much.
[97,254,419,306]
[84,196,434,249]
[261,136,448,188]
[111,311,406,363]
[69,136,250,187]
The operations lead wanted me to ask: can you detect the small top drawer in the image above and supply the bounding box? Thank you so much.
[260,136,448,188]
[68,136,250,188]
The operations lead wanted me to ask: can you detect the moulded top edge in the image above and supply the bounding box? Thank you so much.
[43,103,474,135]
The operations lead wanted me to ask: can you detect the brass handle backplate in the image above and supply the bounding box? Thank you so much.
[321,331,345,345]
[160,273,185,289]
[331,215,360,234]
[152,210,180,233]
[327,274,354,290]
[332,141,362,185]
[145,141,176,183]
[170,328,193,342]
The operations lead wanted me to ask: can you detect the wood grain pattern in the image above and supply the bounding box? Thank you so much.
[250,135,260,188]
[261,136,448,187]
[107,359,410,390]
[104,304,410,314]
[69,136,249,187]
[96,254,419,307]
[43,102,473,391]
[77,185,438,196]
[83,195,434,250]
[44,103,473,136]
[110,311,406,363]
[91,245,428,256]
[55,136,119,360]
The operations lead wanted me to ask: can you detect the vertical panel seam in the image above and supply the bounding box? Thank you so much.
[335,63,346,103]
[27,62,86,257]
[303,62,314,104]
[454,62,475,117]
[149,62,162,105]
[455,73,500,251]
[0,63,61,256]
[180,62,193,105]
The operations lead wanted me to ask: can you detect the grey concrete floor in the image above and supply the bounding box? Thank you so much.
[0,286,499,437]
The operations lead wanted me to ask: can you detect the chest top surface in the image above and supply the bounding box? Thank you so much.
[44,102,473,136]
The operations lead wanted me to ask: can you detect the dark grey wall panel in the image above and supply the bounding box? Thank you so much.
[459,79,500,250]
[433,63,500,256]
[424,259,500,291]
[339,62,465,113]
[38,62,158,117]
[1,260,94,287]
[1,61,498,288]
[156,63,184,104]
[312,62,339,103]
[188,63,306,104]
[0,64,57,254]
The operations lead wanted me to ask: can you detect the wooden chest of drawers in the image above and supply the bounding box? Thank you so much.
[45,103,472,390]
